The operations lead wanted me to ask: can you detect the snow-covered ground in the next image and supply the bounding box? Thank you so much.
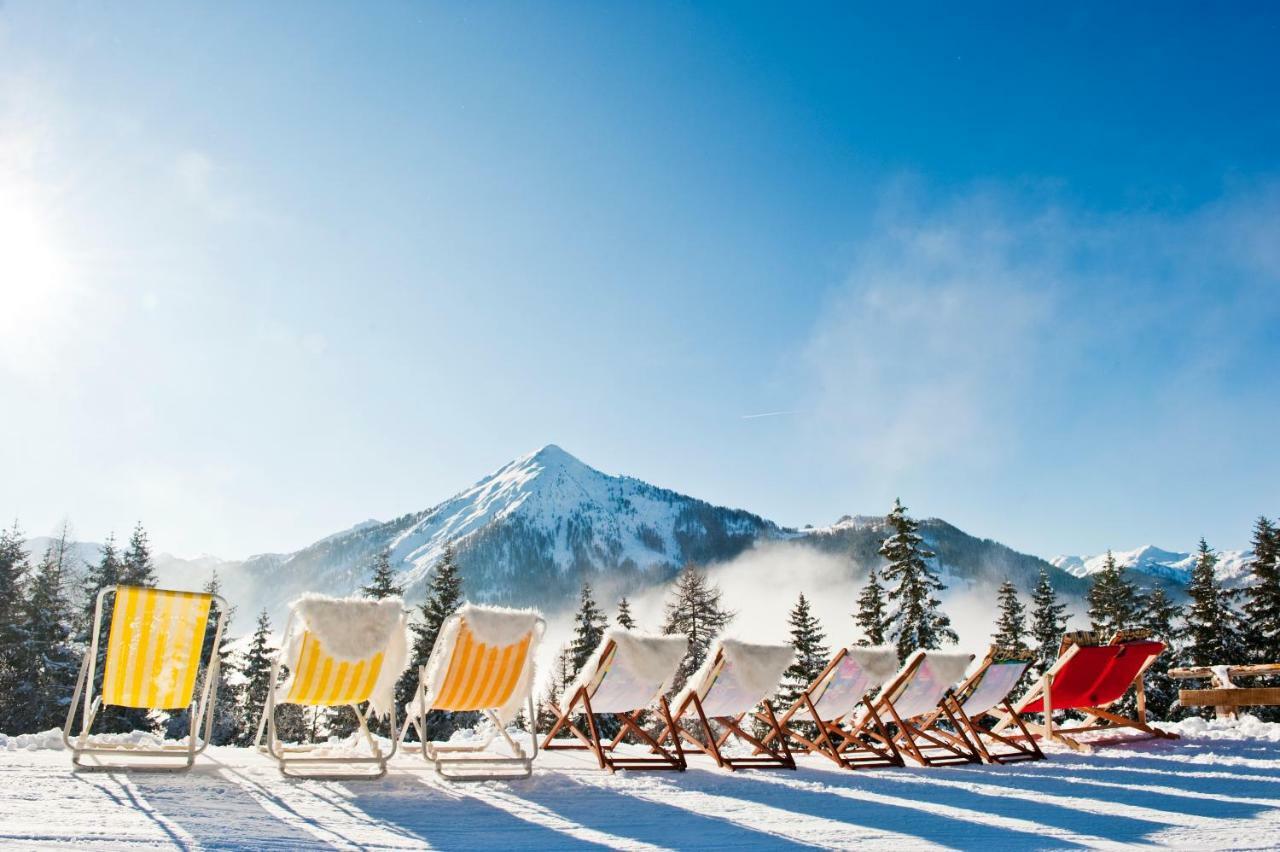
[4,717,1280,850]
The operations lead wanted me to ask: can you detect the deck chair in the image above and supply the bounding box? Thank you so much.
[993,629,1178,753]
[64,585,227,771]
[919,646,1043,764]
[541,629,689,772]
[858,650,978,766]
[663,639,796,770]
[763,645,904,769]
[255,595,407,778]
[399,604,545,781]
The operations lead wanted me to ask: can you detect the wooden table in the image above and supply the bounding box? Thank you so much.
[1170,663,1280,718]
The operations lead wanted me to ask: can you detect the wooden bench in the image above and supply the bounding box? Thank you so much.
[1170,663,1280,719]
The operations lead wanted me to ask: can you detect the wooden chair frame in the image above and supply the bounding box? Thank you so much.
[540,639,686,772]
[658,647,795,770]
[253,609,398,779]
[760,647,904,769]
[63,585,228,772]
[992,633,1179,753]
[916,647,1043,764]
[865,652,981,767]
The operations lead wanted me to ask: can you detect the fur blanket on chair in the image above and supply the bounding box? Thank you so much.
[563,628,688,712]
[673,639,795,714]
[282,594,409,720]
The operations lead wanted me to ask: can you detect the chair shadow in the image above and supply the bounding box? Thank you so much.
[110,766,334,850]
[507,774,820,849]
[669,765,1092,849]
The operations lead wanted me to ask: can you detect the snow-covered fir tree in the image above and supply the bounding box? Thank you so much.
[236,609,306,745]
[616,596,637,630]
[1087,551,1139,635]
[570,583,607,673]
[992,580,1029,651]
[361,549,403,600]
[0,523,29,734]
[1029,566,1069,675]
[1140,587,1183,720]
[662,564,734,691]
[777,593,829,708]
[398,543,468,741]
[119,522,157,587]
[854,563,888,646]
[1243,516,1280,663]
[1185,538,1240,667]
[14,534,79,732]
[880,499,957,662]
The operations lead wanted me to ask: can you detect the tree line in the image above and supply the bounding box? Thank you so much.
[2,505,1276,740]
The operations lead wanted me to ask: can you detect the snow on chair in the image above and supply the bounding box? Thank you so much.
[541,629,689,772]
[400,604,545,782]
[762,645,904,769]
[916,646,1044,764]
[992,628,1178,753]
[857,649,979,766]
[255,595,408,779]
[663,639,797,770]
[64,585,227,771]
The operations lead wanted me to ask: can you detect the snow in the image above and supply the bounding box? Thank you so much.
[1051,544,1254,587]
[6,718,1280,849]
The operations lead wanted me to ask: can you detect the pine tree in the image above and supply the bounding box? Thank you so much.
[119,523,157,587]
[15,535,80,732]
[1243,517,1280,663]
[236,610,276,746]
[880,499,957,662]
[662,564,734,691]
[537,643,577,732]
[362,549,403,600]
[1087,551,1139,635]
[854,563,888,646]
[778,593,829,708]
[0,523,30,734]
[398,543,468,742]
[1029,567,1070,676]
[570,583,608,673]
[1185,538,1238,667]
[1139,587,1183,720]
[616,596,637,630]
[992,580,1029,651]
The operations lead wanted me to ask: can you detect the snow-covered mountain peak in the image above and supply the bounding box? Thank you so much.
[1052,544,1254,587]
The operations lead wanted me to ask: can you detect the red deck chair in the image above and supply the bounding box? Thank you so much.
[993,629,1179,752]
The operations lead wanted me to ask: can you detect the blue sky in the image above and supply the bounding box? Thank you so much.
[1,2,1276,560]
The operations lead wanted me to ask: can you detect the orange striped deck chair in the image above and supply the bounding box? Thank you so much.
[255,595,408,779]
[400,604,545,781]
[63,585,227,771]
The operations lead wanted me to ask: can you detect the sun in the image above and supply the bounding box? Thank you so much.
[0,174,73,376]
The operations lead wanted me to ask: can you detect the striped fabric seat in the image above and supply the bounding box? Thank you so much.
[283,632,386,707]
[101,586,213,710]
[429,622,532,712]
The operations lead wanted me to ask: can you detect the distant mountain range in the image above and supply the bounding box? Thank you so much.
[24,444,1254,627]
[1051,544,1254,588]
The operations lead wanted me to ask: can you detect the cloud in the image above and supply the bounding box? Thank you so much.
[798,184,1280,485]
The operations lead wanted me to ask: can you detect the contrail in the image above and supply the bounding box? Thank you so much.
[740,410,798,420]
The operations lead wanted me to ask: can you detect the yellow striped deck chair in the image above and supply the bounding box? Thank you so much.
[255,595,407,779]
[63,585,227,771]
[401,604,545,781]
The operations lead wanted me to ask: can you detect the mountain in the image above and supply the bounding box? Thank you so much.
[231,444,779,618]
[1051,545,1255,588]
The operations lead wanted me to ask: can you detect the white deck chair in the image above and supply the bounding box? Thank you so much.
[763,645,904,768]
[663,639,796,770]
[64,585,227,771]
[399,604,545,781]
[926,646,1043,763]
[858,650,978,766]
[541,629,689,771]
[254,595,408,779]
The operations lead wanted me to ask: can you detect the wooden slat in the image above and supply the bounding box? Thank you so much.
[1170,663,1280,680]
[1179,687,1280,707]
